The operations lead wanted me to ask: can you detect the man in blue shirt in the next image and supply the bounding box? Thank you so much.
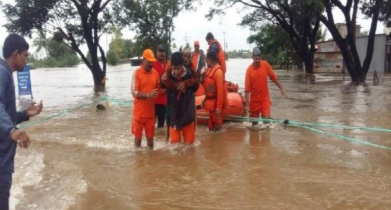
[0,34,43,210]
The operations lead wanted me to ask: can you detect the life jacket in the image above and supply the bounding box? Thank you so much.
[202,65,229,111]
[203,65,221,99]
[208,40,226,74]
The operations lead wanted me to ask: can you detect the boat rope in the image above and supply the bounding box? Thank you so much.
[196,115,391,151]
[18,96,391,151]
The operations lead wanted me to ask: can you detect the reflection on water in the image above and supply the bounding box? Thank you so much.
[10,59,391,209]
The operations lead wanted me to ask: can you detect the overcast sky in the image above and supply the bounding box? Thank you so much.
[0,0,387,57]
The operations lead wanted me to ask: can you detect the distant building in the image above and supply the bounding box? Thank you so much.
[311,23,391,74]
[336,23,361,38]
[384,25,391,35]
[314,34,391,73]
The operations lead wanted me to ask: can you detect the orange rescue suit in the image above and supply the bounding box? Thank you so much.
[203,64,228,130]
[245,60,278,117]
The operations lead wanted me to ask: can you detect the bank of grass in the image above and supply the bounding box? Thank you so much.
[30,55,80,69]
[107,58,130,66]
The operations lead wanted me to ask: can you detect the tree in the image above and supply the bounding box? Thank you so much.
[33,29,48,55]
[208,0,323,74]
[109,27,126,58]
[124,39,134,58]
[115,0,196,56]
[247,23,302,69]
[46,38,80,67]
[2,0,121,91]
[30,37,80,68]
[362,0,391,27]
[106,49,120,66]
[106,26,134,65]
[319,0,384,84]
[172,43,178,52]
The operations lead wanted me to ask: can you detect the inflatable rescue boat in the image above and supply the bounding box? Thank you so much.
[195,81,245,124]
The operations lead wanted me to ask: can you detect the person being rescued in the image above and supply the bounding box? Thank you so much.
[163,46,199,141]
[202,51,228,132]
[161,52,199,145]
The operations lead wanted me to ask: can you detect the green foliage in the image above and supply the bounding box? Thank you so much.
[115,0,197,56]
[225,50,251,59]
[106,49,120,66]
[247,24,302,67]
[47,39,72,58]
[106,27,135,66]
[124,40,134,58]
[33,29,48,54]
[2,0,124,87]
[209,0,324,73]
[362,0,391,27]
[31,55,80,68]
[30,37,79,68]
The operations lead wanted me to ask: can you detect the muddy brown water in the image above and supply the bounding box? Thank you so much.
[10,59,391,210]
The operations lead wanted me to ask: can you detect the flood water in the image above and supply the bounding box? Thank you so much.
[10,59,391,210]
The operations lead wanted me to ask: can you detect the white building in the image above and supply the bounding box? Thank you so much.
[313,23,391,73]
[384,26,391,35]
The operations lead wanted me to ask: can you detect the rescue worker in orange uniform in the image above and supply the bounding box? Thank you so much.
[191,41,206,80]
[206,32,227,75]
[153,44,167,128]
[131,49,162,149]
[161,52,199,144]
[245,47,286,126]
[202,51,228,131]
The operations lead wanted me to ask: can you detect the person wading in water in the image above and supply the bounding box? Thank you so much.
[161,52,198,145]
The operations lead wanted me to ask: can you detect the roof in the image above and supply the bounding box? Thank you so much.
[316,34,387,44]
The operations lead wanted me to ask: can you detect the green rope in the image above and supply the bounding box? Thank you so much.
[17,95,391,151]
[224,115,391,133]
[292,124,391,151]
[104,96,391,133]
[19,98,105,129]
[197,115,391,150]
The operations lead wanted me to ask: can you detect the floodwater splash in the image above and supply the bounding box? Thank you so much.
[10,151,45,210]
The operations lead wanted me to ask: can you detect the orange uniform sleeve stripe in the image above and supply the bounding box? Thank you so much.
[131,70,139,98]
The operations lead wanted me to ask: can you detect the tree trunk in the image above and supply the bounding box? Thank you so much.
[338,43,367,84]
[92,63,106,92]
[320,0,383,85]
[303,53,314,74]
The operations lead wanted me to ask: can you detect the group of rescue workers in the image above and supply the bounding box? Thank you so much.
[0,33,287,208]
[131,32,287,149]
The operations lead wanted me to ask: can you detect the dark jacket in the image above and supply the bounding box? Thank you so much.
[161,66,199,129]
[0,59,30,173]
[191,50,206,79]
